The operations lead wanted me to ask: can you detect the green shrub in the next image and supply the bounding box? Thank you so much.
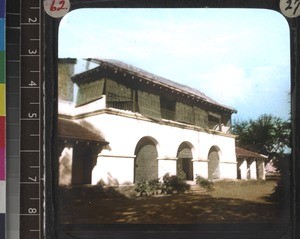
[135,174,191,196]
[162,173,190,194]
[195,175,214,191]
[135,179,162,196]
[148,179,162,191]
[135,179,150,196]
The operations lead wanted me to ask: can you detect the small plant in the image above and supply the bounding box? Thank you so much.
[162,173,190,194]
[195,175,214,191]
[135,174,190,196]
[148,179,162,195]
[135,179,151,196]
[135,179,162,196]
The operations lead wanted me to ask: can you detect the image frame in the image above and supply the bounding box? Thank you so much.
[42,0,299,238]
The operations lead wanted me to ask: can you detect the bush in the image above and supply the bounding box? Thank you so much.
[195,176,214,191]
[135,179,150,196]
[135,179,162,196]
[135,174,190,196]
[162,173,190,194]
[148,179,162,192]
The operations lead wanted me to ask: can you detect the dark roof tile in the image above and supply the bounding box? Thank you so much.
[58,118,108,144]
[236,146,268,159]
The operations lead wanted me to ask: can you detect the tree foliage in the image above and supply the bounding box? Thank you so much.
[233,114,291,203]
[232,114,290,157]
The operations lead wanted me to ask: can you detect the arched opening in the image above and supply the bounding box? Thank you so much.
[177,142,193,180]
[208,146,220,179]
[134,137,158,183]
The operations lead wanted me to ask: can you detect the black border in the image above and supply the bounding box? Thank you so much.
[43,0,299,238]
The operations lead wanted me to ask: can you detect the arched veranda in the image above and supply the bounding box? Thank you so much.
[177,142,194,180]
[134,137,158,182]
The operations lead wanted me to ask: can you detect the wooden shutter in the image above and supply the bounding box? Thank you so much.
[175,101,194,124]
[76,79,105,106]
[194,106,208,128]
[138,91,161,119]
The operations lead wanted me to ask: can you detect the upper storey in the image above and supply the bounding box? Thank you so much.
[59,58,237,132]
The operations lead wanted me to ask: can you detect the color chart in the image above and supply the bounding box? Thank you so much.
[0,0,5,239]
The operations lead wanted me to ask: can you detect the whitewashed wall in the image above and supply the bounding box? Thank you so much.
[59,147,73,186]
[59,100,238,185]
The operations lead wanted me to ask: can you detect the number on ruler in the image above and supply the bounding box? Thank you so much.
[28,208,38,214]
[29,81,37,87]
[28,113,37,118]
[28,17,38,23]
[28,176,37,182]
[28,49,38,55]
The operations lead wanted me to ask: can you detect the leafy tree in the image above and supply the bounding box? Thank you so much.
[232,114,290,158]
[232,114,291,203]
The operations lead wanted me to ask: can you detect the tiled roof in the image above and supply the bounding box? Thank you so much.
[72,58,237,113]
[236,146,268,160]
[58,118,108,144]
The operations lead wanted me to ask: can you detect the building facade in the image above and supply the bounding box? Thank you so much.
[58,58,263,186]
[236,146,267,180]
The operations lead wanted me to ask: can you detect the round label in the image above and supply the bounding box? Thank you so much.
[44,0,70,18]
[280,0,300,18]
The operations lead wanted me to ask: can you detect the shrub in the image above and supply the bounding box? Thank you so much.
[148,179,162,192]
[135,174,190,196]
[162,173,190,194]
[135,179,162,196]
[195,175,214,191]
[135,179,150,196]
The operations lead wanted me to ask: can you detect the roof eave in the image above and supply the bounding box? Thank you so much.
[58,137,109,145]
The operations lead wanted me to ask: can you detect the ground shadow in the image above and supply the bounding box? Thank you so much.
[58,185,289,225]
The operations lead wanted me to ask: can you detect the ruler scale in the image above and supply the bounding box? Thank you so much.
[19,0,43,239]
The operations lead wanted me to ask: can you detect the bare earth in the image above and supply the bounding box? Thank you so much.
[59,180,289,225]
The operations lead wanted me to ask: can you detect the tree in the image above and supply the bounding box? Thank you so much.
[232,114,291,203]
[232,114,290,158]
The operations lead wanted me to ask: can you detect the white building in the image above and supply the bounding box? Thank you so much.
[58,58,265,186]
[236,146,267,180]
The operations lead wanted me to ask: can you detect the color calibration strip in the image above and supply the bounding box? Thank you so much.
[0,0,6,239]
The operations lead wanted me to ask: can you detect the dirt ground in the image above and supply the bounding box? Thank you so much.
[59,180,290,225]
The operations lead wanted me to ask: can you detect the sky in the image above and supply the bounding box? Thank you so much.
[58,8,291,121]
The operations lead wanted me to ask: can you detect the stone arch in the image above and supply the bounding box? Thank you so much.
[134,136,159,183]
[208,146,220,179]
[177,142,194,180]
